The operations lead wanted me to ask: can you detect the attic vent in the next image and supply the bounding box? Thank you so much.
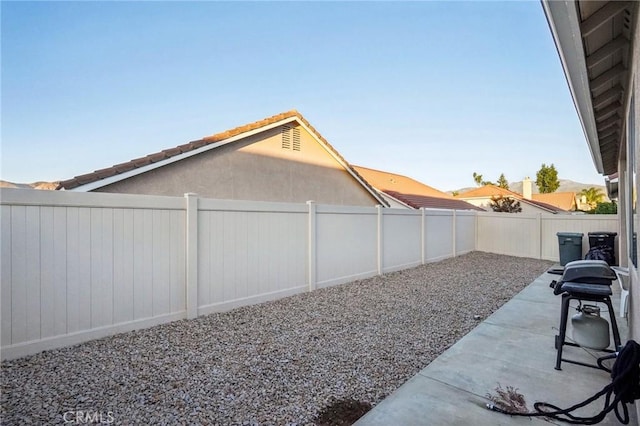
[282,125,291,149]
[281,124,301,151]
[292,127,301,151]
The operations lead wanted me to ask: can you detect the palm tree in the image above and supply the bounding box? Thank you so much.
[473,172,483,186]
[579,187,605,210]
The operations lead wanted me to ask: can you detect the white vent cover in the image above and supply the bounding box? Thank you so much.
[292,127,301,151]
[282,125,301,151]
[281,125,291,149]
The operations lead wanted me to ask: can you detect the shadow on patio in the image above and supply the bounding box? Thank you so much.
[356,268,636,426]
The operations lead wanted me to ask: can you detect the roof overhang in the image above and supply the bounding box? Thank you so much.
[541,1,637,176]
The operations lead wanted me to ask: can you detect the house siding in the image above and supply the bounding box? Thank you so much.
[97,125,379,207]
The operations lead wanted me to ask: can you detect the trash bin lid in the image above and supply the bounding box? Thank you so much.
[587,232,617,237]
[557,232,584,237]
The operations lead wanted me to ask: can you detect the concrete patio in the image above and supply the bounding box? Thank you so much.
[356,268,637,425]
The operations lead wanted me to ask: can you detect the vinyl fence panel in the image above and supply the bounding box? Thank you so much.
[382,209,422,273]
[196,199,308,314]
[476,212,540,258]
[1,188,491,360]
[455,210,476,255]
[541,214,618,261]
[424,209,455,262]
[477,212,619,261]
[315,205,378,288]
[0,189,186,359]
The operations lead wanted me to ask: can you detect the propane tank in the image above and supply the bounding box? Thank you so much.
[571,304,610,350]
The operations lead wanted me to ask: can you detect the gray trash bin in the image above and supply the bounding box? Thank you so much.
[557,232,583,266]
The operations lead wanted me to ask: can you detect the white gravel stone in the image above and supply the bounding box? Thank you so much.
[1,252,553,425]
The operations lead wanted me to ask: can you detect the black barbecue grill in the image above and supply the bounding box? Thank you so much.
[551,260,621,370]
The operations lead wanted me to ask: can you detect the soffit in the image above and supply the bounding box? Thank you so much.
[577,1,636,175]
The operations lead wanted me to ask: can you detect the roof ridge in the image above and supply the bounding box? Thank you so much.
[201,110,300,142]
[352,165,412,180]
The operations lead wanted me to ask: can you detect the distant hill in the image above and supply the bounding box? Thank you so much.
[450,179,608,198]
[0,180,59,190]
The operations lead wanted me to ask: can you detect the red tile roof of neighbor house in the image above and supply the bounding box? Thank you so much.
[532,192,577,211]
[352,166,484,211]
[454,185,516,199]
[56,111,386,205]
[454,184,566,213]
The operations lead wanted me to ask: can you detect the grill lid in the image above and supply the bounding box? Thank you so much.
[560,259,617,285]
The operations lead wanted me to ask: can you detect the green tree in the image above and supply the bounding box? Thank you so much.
[472,172,494,186]
[536,163,560,193]
[489,196,522,213]
[594,201,617,214]
[580,187,606,210]
[496,173,509,189]
[451,191,460,196]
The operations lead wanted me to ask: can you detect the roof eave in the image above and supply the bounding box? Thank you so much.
[541,0,605,174]
[379,191,415,209]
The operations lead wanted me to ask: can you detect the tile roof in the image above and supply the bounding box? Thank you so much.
[453,185,518,199]
[352,166,484,211]
[57,111,387,205]
[532,192,577,211]
[455,184,566,213]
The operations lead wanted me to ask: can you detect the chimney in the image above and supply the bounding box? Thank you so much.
[523,177,532,199]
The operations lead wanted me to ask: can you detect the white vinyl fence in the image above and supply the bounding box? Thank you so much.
[476,212,619,261]
[0,189,474,359]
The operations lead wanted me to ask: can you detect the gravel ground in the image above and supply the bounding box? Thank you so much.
[1,252,553,425]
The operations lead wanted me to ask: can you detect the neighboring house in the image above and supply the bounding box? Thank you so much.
[57,111,387,207]
[455,179,568,214]
[352,166,483,211]
[532,192,578,211]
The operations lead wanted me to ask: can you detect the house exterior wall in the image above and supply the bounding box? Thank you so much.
[626,10,640,345]
[96,125,380,207]
[542,3,639,419]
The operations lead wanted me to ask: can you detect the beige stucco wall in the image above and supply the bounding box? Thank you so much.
[97,124,380,207]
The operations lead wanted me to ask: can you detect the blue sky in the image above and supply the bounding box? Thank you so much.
[1,1,603,191]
